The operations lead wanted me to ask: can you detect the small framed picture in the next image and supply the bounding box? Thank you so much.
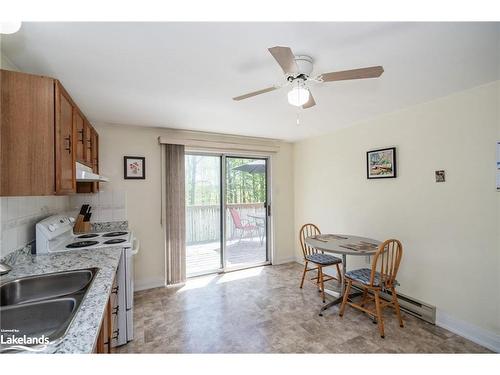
[367,147,396,179]
[124,156,146,180]
[435,170,446,183]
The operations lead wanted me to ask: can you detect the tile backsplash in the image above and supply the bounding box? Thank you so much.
[0,190,128,258]
[0,196,70,257]
[69,189,127,223]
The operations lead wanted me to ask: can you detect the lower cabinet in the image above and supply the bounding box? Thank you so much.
[94,275,119,354]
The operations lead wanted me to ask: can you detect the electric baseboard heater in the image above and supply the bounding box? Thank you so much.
[352,285,436,324]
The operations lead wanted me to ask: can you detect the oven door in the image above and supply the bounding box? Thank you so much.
[125,246,134,312]
[125,236,139,341]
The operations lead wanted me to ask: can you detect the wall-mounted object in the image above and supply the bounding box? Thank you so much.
[124,156,146,180]
[496,141,500,191]
[435,170,446,182]
[367,147,396,179]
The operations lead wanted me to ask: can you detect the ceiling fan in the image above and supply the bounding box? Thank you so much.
[232,46,384,109]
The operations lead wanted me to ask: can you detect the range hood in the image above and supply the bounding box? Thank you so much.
[76,162,109,182]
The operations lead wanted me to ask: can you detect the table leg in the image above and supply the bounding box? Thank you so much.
[341,254,346,296]
[319,254,362,316]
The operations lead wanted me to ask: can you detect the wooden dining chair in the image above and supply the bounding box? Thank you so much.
[339,239,404,338]
[299,223,342,303]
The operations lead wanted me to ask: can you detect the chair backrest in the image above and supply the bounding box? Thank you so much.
[299,223,321,258]
[229,208,243,229]
[370,239,403,289]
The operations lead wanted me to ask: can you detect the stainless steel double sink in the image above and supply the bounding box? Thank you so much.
[0,268,98,353]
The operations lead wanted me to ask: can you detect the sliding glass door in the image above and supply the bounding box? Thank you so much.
[185,154,222,277]
[224,157,268,270]
[185,154,269,277]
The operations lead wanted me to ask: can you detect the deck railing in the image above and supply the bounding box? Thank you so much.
[186,203,265,244]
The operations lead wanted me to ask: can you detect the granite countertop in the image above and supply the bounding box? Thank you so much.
[0,246,123,354]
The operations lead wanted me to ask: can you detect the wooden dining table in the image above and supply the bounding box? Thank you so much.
[304,234,381,316]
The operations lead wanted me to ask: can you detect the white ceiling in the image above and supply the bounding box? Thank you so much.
[1,22,499,141]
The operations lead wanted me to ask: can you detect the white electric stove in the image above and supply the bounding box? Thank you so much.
[35,214,139,347]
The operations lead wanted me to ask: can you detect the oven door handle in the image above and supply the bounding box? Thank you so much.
[131,236,140,255]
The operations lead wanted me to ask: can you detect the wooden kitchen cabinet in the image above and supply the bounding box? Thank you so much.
[54,81,76,194]
[91,127,100,192]
[0,69,100,196]
[84,120,93,165]
[74,110,85,163]
[95,298,112,354]
[0,70,55,196]
[95,275,118,354]
[76,123,99,194]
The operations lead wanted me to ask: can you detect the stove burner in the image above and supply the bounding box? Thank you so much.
[66,240,99,249]
[103,231,128,237]
[77,233,99,239]
[103,239,127,245]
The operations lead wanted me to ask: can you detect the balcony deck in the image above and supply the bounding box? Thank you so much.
[187,236,267,276]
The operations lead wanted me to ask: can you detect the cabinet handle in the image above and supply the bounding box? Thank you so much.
[112,306,119,315]
[112,286,119,294]
[64,135,72,154]
[78,129,84,143]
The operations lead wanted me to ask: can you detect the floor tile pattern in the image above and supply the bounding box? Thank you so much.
[114,263,491,353]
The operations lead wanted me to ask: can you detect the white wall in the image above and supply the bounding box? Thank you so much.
[95,123,295,290]
[0,49,19,71]
[294,81,500,338]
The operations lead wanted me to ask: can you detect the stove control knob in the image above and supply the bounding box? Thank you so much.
[48,224,57,232]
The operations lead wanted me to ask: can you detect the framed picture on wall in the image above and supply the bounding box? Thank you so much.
[124,156,146,179]
[367,147,396,179]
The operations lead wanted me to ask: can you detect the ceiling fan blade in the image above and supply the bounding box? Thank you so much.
[320,66,384,82]
[268,46,298,74]
[302,92,316,109]
[232,86,277,101]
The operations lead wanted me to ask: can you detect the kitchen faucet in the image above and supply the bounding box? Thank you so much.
[0,262,12,275]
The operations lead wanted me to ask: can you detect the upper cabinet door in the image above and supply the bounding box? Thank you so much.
[84,120,93,165]
[0,70,55,196]
[55,81,76,194]
[91,128,99,192]
[91,128,99,172]
[74,110,85,162]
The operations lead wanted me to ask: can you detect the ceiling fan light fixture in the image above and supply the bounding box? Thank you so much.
[233,45,383,111]
[0,22,22,34]
[287,82,310,107]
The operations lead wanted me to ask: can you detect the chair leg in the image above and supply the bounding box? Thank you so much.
[391,287,404,328]
[318,266,325,303]
[374,291,385,338]
[338,279,352,317]
[335,263,342,284]
[360,289,368,307]
[299,261,308,289]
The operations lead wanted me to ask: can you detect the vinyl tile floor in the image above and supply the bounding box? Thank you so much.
[113,263,491,354]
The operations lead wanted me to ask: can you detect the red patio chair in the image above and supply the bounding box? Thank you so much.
[229,208,257,243]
